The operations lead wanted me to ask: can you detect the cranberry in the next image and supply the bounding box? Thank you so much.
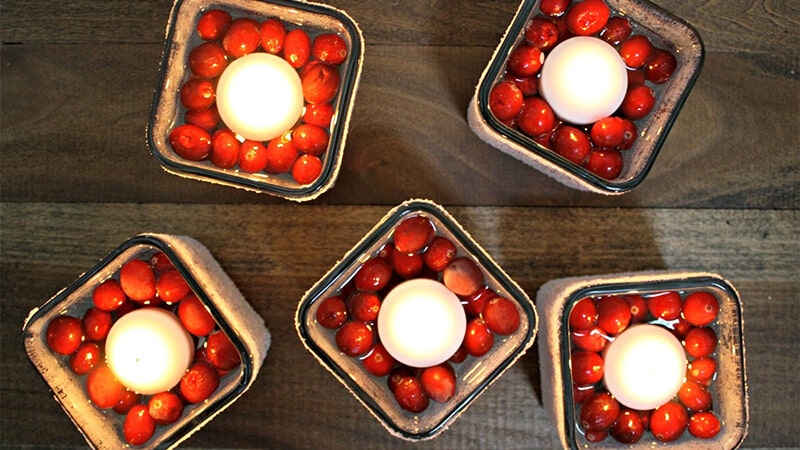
[188,41,228,79]
[315,295,348,329]
[222,18,261,58]
[335,321,374,356]
[264,137,298,173]
[623,294,648,322]
[506,73,539,97]
[92,279,127,311]
[682,291,720,326]
[488,81,524,122]
[349,291,381,322]
[678,380,713,412]
[619,35,653,69]
[185,105,220,131]
[585,148,623,179]
[463,317,494,356]
[688,411,721,439]
[552,125,591,165]
[82,307,112,341]
[580,392,620,431]
[517,96,556,138]
[284,28,312,68]
[301,62,340,104]
[148,391,184,425]
[180,361,220,404]
[621,84,656,120]
[442,257,484,296]
[650,400,688,442]
[647,291,682,321]
[507,44,544,78]
[585,429,608,442]
[596,295,631,335]
[113,389,140,415]
[423,236,457,272]
[150,252,175,272]
[391,250,424,279]
[387,366,415,392]
[684,326,717,358]
[669,316,693,340]
[627,68,646,86]
[312,33,348,65]
[86,366,124,409]
[68,342,102,375]
[169,123,212,161]
[155,269,191,304]
[610,408,644,444]
[393,215,435,254]
[646,48,678,84]
[302,102,334,127]
[619,118,638,149]
[482,296,520,335]
[177,293,216,337]
[362,343,396,377]
[525,16,560,51]
[571,350,604,385]
[210,128,240,169]
[292,124,329,156]
[449,345,468,363]
[204,330,241,371]
[355,257,393,291]
[179,78,215,112]
[259,18,286,54]
[573,384,595,404]
[291,154,323,184]
[566,0,610,36]
[393,375,429,413]
[46,315,83,355]
[238,140,269,173]
[196,9,231,41]
[569,297,598,331]
[571,326,608,352]
[123,404,156,446]
[687,356,717,384]
[590,116,625,148]
[540,0,571,16]
[420,363,457,403]
[601,16,632,46]
[461,286,495,317]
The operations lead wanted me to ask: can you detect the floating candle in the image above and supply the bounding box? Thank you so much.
[539,36,628,125]
[215,53,304,141]
[377,279,466,368]
[602,324,687,410]
[105,307,194,395]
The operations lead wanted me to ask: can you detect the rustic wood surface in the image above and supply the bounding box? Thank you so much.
[1,0,798,449]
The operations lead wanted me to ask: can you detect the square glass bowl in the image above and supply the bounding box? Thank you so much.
[467,0,704,194]
[22,233,270,449]
[295,199,538,440]
[147,0,364,201]
[536,271,748,449]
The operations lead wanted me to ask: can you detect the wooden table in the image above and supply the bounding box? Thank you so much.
[1,0,797,448]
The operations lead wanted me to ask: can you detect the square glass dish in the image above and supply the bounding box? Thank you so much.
[22,233,270,449]
[467,0,704,194]
[536,271,748,449]
[295,199,538,440]
[147,0,364,201]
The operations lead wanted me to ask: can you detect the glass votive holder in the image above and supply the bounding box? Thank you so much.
[295,199,538,440]
[536,271,748,449]
[467,0,704,194]
[22,233,270,449]
[147,0,364,201]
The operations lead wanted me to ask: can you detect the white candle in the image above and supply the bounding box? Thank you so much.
[377,279,466,368]
[105,307,194,395]
[215,53,304,141]
[602,324,687,410]
[539,36,628,125]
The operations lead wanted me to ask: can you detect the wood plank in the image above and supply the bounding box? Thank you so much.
[1,203,797,448]
[1,43,798,207]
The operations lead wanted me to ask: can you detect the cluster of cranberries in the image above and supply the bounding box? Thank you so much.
[44,252,241,446]
[315,215,521,413]
[488,0,678,180]
[168,8,349,185]
[568,289,723,444]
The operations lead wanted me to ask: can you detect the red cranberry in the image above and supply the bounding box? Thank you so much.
[621,84,656,120]
[210,128,240,169]
[684,326,718,358]
[82,307,112,341]
[619,35,653,69]
[507,44,544,78]
[185,105,220,131]
[264,137,297,174]
[461,286,496,317]
[355,257,393,291]
[392,375,429,413]
[580,392,620,432]
[177,293,216,337]
[259,18,286,54]
[678,380,713,412]
[123,404,156,446]
[196,9,231,41]
[646,48,678,84]
[571,326,608,352]
[179,78,215,112]
[169,124,212,161]
[222,18,261,58]
[423,236,457,272]
[391,250,423,279]
[687,356,717,384]
[482,296,520,335]
[463,317,494,356]
[647,291,682,321]
[420,363,457,403]
[573,383,595,404]
[284,28,312,68]
[569,297,598,331]
[442,257,484,297]
[291,154,323,184]
[148,391,184,425]
[590,116,625,148]
[601,17,632,46]
[291,124,329,156]
[113,389,141,415]
[204,329,241,371]
[393,215,435,254]
[349,291,381,323]
[688,411,722,439]
[682,291,720,326]
[525,17,560,51]
[335,321,374,357]
[585,148,623,180]
[312,33,348,65]
[517,97,556,138]
[68,342,102,375]
[609,408,644,444]
[506,73,539,97]
[180,361,220,404]
[552,125,591,165]
[565,0,611,36]
[362,343,396,377]
[92,279,127,311]
[315,295,348,329]
[596,295,631,335]
[650,400,688,442]
[302,102,334,127]
[571,350,604,385]
[155,269,191,304]
[46,315,83,355]
[86,366,124,409]
[238,140,269,173]
[540,0,571,16]
[489,81,524,122]
[619,118,638,150]
[301,62,340,104]
[188,42,228,79]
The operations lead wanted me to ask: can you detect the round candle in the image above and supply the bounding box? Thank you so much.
[105,307,194,395]
[602,324,687,410]
[377,279,466,368]
[539,36,628,125]
[215,53,304,141]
